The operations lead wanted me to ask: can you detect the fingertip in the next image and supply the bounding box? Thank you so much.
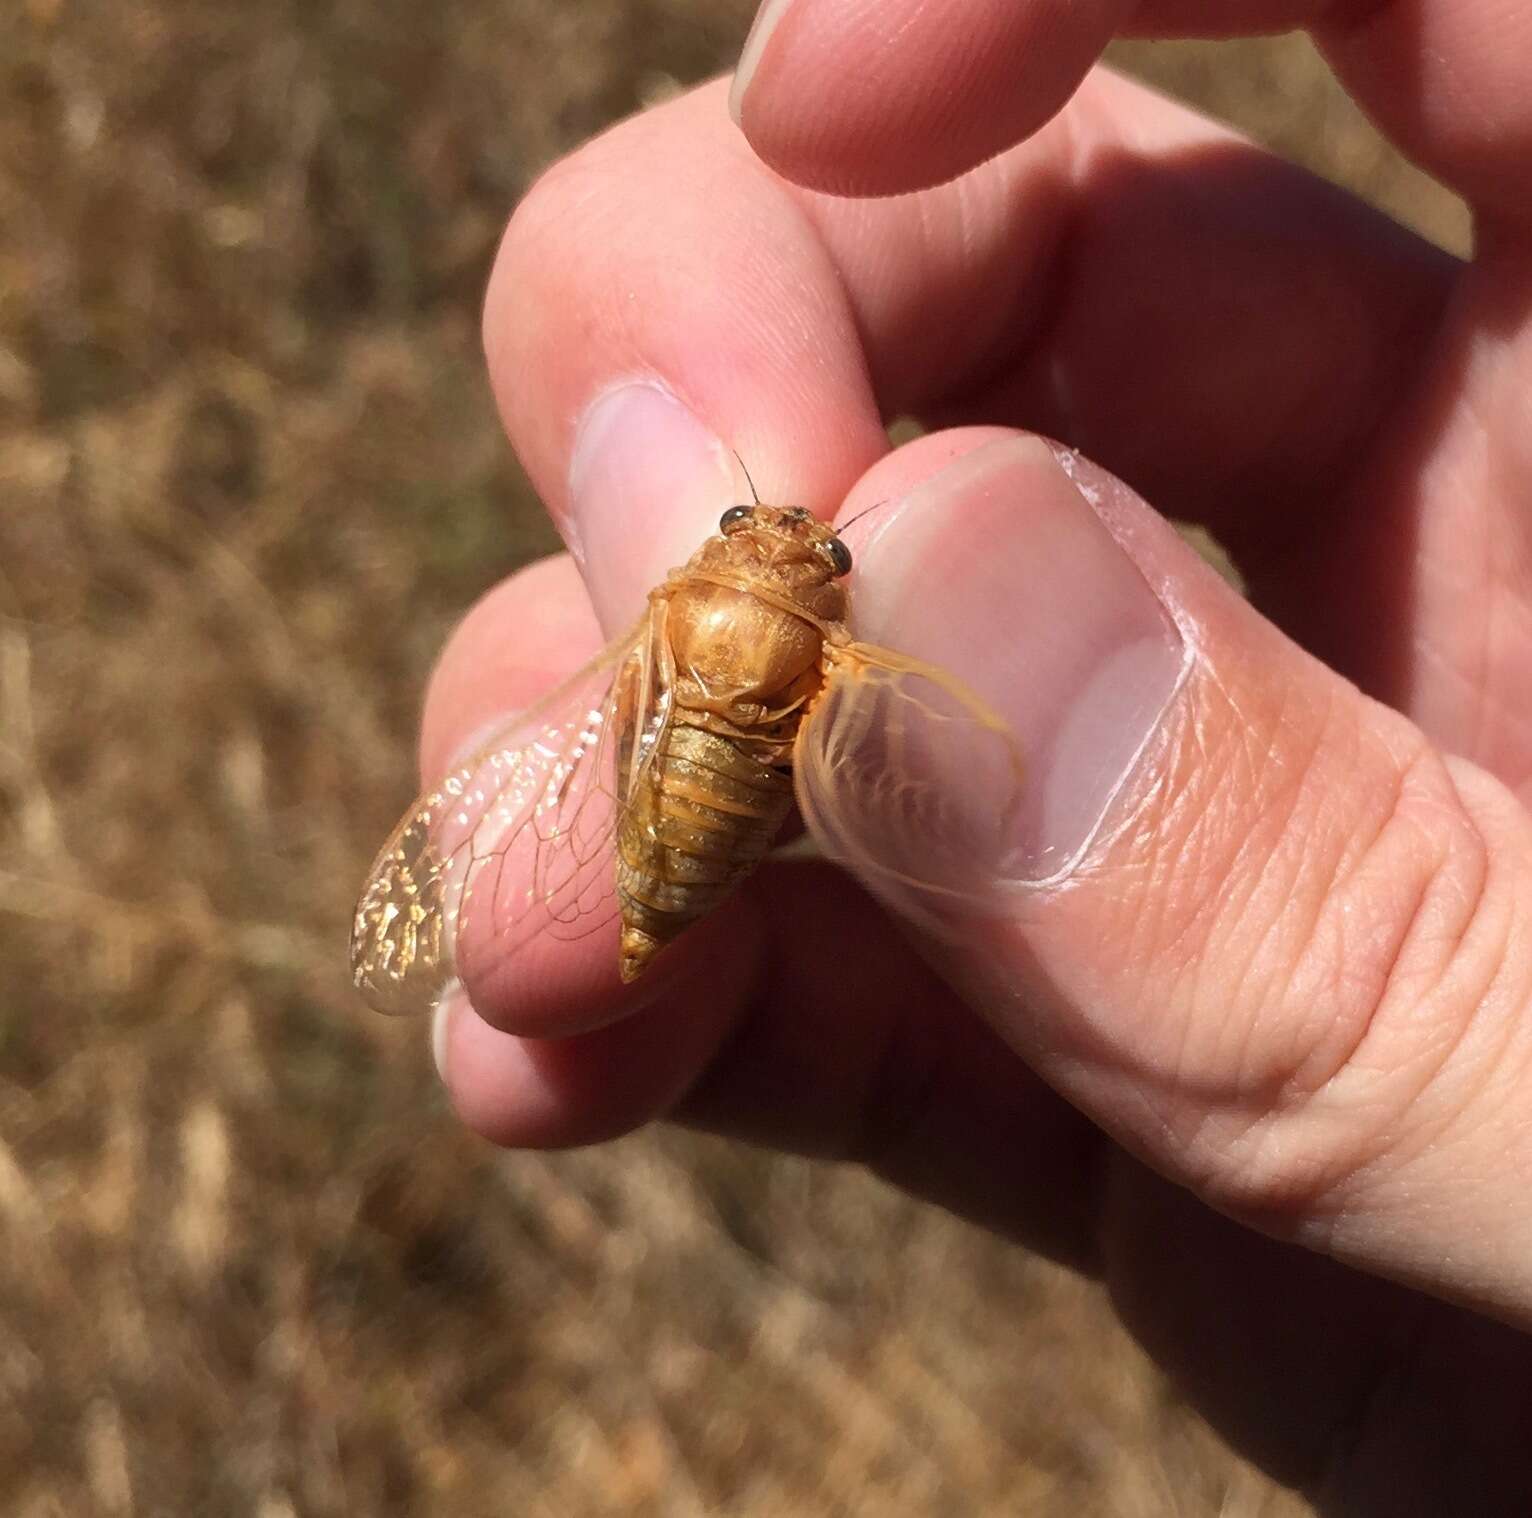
[440,912,761,1150]
[438,1000,588,1149]
[732,0,1125,195]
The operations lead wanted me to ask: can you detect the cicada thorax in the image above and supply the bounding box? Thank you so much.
[613,526,848,982]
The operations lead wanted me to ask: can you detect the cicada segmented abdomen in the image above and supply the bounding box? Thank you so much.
[613,716,796,978]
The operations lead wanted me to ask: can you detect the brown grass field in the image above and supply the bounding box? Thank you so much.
[0,4,1466,1514]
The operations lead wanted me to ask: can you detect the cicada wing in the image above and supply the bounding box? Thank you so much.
[793,642,1025,939]
[351,615,666,1016]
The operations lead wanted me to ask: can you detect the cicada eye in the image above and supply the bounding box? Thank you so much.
[825,536,852,577]
[719,505,754,533]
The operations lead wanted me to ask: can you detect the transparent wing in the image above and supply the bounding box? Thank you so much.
[351,615,666,1016]
[793,642,1025,940]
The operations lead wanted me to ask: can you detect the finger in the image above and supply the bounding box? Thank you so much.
[485,81,887,637]
[432,898,757,1149]
[733,0,1532,219]
[1320,2,1532,227]
[436,854,1105,1266]
[809,427,1532,1326]
[484,78,1451,636]
[730,0,1132,195]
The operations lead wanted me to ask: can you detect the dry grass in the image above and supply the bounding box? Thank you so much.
[0,4,1461,1513]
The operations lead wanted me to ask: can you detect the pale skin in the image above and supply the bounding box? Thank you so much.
[421,0,1532,1506]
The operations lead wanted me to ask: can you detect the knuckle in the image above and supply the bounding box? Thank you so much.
[1213,746,1519,1228]
[484,117,649,355]
[1114,673,1527,1226]
[1288,742,1498,1099]
[490,110,659,303]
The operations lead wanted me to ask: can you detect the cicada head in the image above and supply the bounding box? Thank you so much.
[700,503,853,624]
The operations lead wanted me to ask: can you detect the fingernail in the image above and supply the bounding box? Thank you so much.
[431,987,465,1083]
[568,380,737,636]
[850,436,1190,881]
[730,0,796,124]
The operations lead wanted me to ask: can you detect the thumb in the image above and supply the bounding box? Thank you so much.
[813,429,1532,1325]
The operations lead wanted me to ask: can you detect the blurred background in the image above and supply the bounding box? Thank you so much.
[0,3,1466,1513]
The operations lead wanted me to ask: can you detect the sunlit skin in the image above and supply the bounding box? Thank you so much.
[414,0,1532,1506]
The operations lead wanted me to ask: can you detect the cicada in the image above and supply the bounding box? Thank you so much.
[351,503,1023,1016]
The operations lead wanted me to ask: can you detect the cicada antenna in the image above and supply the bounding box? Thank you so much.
[837,497,892,535]
[732,450,762,507]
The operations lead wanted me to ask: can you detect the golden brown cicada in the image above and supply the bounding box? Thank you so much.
[351,503,1022,1015]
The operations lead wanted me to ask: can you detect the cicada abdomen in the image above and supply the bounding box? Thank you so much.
[612,509,847,978]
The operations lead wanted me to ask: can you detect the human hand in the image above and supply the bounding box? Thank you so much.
[426,2,1532,1505]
